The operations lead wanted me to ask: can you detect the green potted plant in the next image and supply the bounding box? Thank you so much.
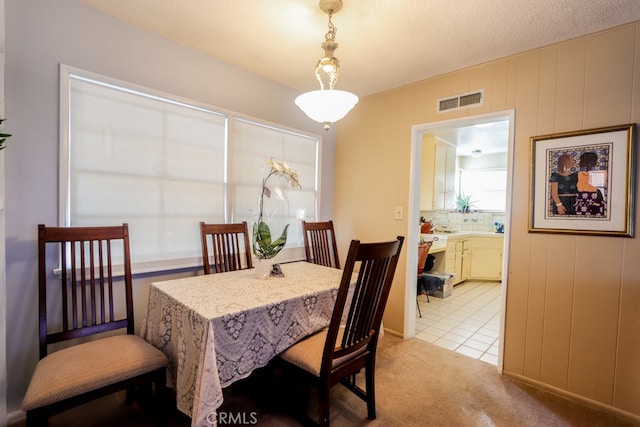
[0,119,11,150]
[253,157,301,278]
[455,193,476,213]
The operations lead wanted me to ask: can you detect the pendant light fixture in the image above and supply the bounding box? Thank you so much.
[295,0,359,131]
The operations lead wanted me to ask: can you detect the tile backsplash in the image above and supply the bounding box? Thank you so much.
[421,211,505,233]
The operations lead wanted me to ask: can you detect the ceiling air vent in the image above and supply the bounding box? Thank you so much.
[439,97,459,111]
[437,90,484,113]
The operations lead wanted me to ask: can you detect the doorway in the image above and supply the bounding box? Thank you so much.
[405,110,515,372]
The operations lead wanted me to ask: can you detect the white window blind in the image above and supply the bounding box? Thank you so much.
[230,119,318,262]
[458,169,507,211]
[62,66,320,272]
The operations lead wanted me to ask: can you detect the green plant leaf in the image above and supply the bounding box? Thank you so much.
[455,192,478,212]
[0,118,11,150]
[269,224,289,252]
[253,222,289,259]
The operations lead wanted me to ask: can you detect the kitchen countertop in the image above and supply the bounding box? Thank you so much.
[421,231,505,254]
[429,231,505,239]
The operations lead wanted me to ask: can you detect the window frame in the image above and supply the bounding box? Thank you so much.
[59,64,321,273]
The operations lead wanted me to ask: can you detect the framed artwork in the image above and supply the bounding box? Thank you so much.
[529,123,635,236]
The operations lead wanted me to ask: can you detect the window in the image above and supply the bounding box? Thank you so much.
[230,119,318,252]
[61,65,320,272]
[457,168,507,211]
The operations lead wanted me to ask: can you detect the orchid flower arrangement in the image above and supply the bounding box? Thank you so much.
[253,157,302,259]
[0,119,12,151]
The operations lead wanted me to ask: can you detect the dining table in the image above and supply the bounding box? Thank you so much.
[141,261,349,427]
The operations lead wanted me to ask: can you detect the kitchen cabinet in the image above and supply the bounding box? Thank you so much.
[444,237,469,285]
[469,236,503,280]
[420,135,456,211]
[461,242,470,282]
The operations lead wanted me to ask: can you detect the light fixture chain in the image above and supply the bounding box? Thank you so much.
[325,13,337,42]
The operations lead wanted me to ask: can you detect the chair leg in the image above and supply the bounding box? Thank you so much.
[318,384,331,427]
[416,298,422,318]
[154,374,170,427]
[365,363,377,420]
[25,410,47,427]
[125,386,134,404]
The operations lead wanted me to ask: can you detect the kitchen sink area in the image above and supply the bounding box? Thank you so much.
[415,214,505,364]
[420,211,506,285]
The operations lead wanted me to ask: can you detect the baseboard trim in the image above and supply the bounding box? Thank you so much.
[503,371,640,424]
[382,327,403,338]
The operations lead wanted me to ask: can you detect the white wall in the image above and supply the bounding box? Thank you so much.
[3,0,336,419]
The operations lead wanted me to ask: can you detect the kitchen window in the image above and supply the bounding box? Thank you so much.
[458,168,507,211]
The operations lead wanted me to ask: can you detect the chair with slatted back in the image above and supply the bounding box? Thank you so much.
[278,236,404,426]
[302,220,340,269]
[22,224,169,427]
[200,221,253,274]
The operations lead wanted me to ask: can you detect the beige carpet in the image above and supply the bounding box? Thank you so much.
[11,334,637,426]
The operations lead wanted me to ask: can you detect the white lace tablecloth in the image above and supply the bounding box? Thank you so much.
[141,261,346,427]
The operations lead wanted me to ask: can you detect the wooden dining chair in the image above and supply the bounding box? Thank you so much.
[200,221,253,274]
[302,220,340,269]
[278,235,404,426]
[22,224,169,427]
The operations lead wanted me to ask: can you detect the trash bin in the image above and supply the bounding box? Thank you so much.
[423,272,454,298]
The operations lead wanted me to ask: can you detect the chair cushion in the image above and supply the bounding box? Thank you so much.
[22,334,168,411]
[279,326,368,376]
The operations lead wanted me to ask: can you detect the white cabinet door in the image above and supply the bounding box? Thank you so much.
[420,136,436,210]
[444,241,456,281]
[421,137,456,211]
[433,142,448,210]
[445,239,469,285]
[460,241,470,282]
[469,237,503,280]
[443,143,457,210]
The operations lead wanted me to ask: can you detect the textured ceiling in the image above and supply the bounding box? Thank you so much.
[76,0,640,98]
[74,0,640,155]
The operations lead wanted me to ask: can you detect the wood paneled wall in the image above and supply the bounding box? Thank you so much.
[335,22,640,419]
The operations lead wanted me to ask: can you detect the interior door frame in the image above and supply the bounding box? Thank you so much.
[404,109,515,373]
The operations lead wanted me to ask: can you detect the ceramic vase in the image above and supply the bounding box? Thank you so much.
[254,258,271,280]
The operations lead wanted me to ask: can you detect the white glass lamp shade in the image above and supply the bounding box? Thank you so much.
[295,89,359,130]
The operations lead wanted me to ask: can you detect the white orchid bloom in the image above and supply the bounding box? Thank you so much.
[254,157,302,259]
[272,161,285,173]
[289,171,301,188]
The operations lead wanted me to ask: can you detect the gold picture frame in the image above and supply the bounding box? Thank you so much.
[529,123,636,236]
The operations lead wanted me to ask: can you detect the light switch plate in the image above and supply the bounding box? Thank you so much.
[394,206,403,220]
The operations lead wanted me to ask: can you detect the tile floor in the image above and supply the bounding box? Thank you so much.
[415,280,502,365]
